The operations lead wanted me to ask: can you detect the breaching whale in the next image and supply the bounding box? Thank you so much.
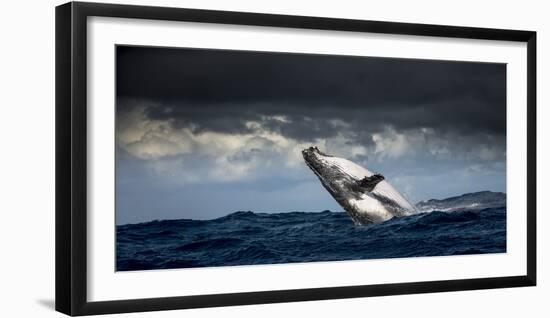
[302,146,417,225]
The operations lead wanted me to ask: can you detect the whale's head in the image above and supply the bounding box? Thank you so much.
[302,146,416,224]
[301,146,334,179]
[301,146,374,201]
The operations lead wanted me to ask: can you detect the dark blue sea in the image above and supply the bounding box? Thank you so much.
[116,207,506,271]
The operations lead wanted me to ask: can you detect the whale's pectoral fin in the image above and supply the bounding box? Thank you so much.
[358,173,385,192]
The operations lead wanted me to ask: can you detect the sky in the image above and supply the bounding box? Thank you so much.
[115,45,506,225]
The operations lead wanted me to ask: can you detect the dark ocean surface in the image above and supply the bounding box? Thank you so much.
[116,206,506,271]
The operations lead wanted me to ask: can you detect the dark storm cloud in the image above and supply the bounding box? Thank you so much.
[116,45,506,142]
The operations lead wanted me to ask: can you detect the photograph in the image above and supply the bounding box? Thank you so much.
[115,45,507,271]
[1,0,543,316]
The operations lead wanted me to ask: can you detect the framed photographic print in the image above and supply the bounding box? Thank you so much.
[55,1,536,316]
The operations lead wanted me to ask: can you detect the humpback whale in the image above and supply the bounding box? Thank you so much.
[302,146,417,225]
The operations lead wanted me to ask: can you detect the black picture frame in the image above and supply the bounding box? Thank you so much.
[55,1,537,316]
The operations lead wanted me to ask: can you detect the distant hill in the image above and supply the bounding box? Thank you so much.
[416,191,506,212]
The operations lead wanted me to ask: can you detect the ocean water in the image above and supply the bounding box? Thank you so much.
[116,207,506,271]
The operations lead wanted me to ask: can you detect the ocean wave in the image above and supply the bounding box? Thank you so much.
[117,207,506,271]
